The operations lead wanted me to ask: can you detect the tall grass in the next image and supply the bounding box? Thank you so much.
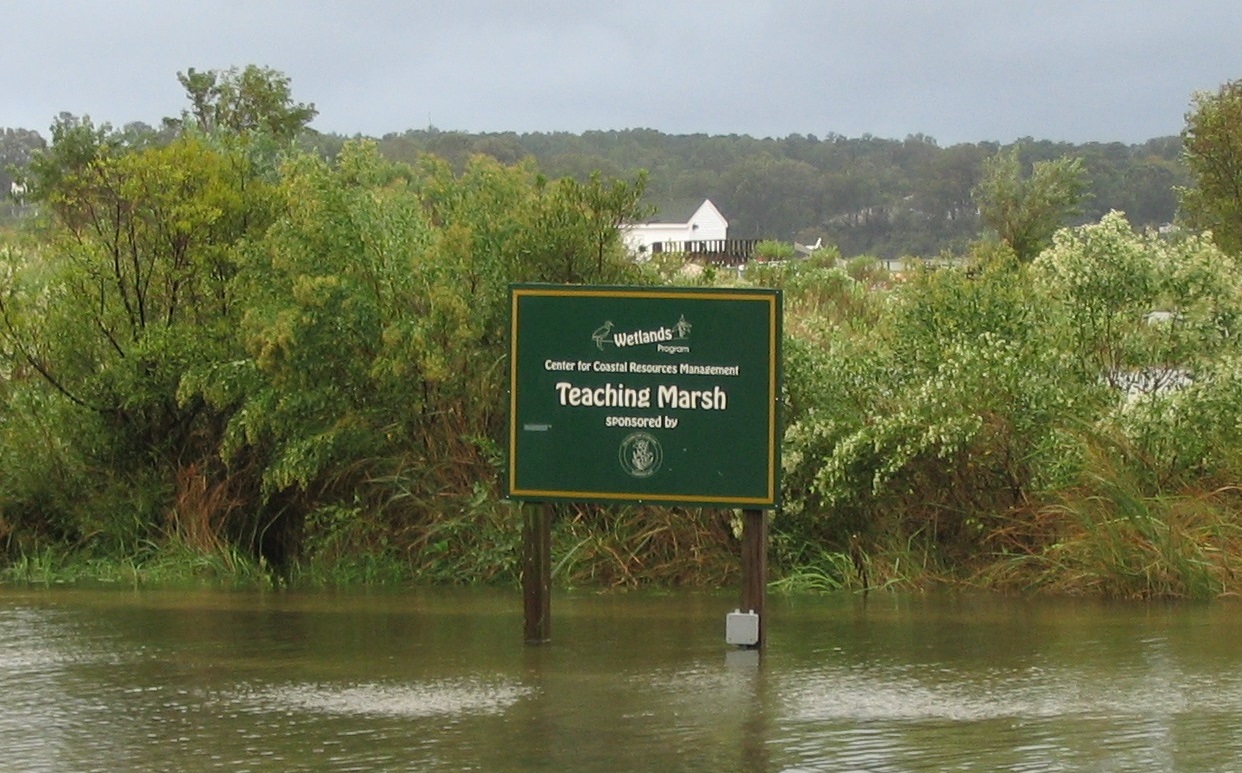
[0,539,269,588]
[552,504,738,588]
[983,485,1242,599]
[974,430,1242,599]
[770,549,859,593]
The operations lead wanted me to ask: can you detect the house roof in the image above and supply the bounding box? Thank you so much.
[638,197,725,225]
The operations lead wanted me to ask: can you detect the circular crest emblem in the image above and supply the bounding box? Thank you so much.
[618,431,663,478]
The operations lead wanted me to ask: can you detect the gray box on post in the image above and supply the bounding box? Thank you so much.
[726,609,760,646]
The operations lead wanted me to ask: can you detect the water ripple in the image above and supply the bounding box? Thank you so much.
[780,662,1242,723]
[235,678,535,719]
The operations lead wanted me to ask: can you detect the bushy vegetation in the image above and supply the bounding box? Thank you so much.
[5,68,1242,599]
[0,68,657,587]
[771,214,1242,597]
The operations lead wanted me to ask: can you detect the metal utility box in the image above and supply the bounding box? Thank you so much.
[725,609,760,647]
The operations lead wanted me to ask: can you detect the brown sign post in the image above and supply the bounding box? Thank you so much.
[740,509,768,647]
[522,503,553,644]
[507,284,781,647]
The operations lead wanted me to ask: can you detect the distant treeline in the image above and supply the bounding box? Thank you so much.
[4,123,1188,258]
[359,128,1189,259]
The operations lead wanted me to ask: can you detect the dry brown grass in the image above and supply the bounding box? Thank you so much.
[167,464,242,555]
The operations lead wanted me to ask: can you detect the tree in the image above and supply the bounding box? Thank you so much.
[1117,158,1182,226]
[1181,79,1242,255]
[0,127,266,550]
[0,128,46,196]
[720,156,823,238]
[564,170,651,274]
[173,142,651,563]
[7,130,258,438]
[170,65,317,143]
[973,146,1089,262]
[1034,211,1242,490]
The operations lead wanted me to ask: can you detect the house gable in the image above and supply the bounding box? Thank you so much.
[686,199,727,239]
[622,198,728,255]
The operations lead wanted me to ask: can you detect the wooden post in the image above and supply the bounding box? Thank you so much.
[740,508,768,649]
[523,502,553,644]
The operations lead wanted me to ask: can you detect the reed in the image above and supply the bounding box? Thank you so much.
[552,504,738,588]
[0,538,269,588]
[770,550,855,593]
[975,470,1242,599]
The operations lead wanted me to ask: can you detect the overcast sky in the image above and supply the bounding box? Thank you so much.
[7,1,1242,145]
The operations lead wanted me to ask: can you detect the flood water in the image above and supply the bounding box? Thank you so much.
[3,587,1242,772]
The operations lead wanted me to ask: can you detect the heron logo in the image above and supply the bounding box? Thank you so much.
[618,432,663,478]
[591,315,693,351]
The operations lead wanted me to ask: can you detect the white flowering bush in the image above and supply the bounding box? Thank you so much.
[779,254,1091,561]
[1102,354,1242,489]
[776,211,1242,590]
[1033,210,1242,388]
[1034,211,1242,486]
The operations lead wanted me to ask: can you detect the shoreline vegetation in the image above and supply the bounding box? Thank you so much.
[5,67,1242,599]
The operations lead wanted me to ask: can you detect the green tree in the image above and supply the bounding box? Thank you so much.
[175,141,651,566]
[563,170,651,274]
[973,146,1089,262]
[358,128,1184,260]
[0,127,46,208]
[12,133,253,410]
[721,156,823,238]
[171,65,318,143]
[0,130,262,549]
[1181,79,1242,255]
[1034,211,1242,491]
[1116,158,1182,226]
[779,252,1086,563]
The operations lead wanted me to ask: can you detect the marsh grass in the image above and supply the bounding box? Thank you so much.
[1034,489,1242,598]
[976,472,1242,599]
[167,464,241,557]
[552,504,738,588]
[770,550,856,592]
[0,538,269,588]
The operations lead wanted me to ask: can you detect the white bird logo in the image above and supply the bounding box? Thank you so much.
[592,321,613,350]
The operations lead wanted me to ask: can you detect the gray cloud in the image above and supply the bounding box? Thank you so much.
[6,1,1241,143]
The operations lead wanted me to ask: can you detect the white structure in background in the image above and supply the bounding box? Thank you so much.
[621,199,728,258]
[794,236,822,255]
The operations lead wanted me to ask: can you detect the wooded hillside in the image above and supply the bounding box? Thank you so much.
[364,128,1188,258]
[5,123,1188,259]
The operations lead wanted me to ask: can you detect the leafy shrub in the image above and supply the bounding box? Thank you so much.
[753,239,797,262]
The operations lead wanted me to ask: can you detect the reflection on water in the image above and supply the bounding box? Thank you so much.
[2,588,1242,771]
[240,679,533,718]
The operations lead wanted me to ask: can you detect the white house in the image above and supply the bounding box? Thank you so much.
[621,199,728,257]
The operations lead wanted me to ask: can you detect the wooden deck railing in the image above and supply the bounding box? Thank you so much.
[649,239,759,266]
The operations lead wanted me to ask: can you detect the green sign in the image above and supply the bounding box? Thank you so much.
[507,284,781,508]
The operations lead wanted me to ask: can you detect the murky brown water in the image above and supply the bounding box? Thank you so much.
[2,587,1241,771]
